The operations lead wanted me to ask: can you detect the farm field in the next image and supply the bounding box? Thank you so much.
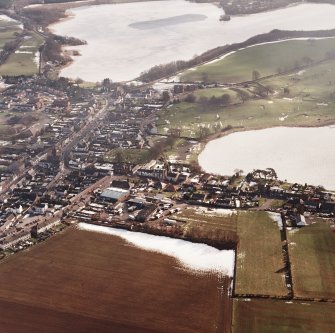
[288,222,335,299]
[173,209,287,296]
[181,38,335,83]
[232,298,335,333]
[173,207,238,243]
[173,207,237,233]
[0,227,227,333]
[235,211,288,296]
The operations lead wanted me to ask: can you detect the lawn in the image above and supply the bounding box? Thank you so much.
[0,227,226,333]
[182,38,335,83]
[288,222,335,299]
[235,211,288,296]
[233,298,335,333]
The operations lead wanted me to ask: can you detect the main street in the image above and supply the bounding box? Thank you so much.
[0,95,110,198]
[47,95,110,190]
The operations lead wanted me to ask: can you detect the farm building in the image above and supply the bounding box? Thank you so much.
[100,187,130,203]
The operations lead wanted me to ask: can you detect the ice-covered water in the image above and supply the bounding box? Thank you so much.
[51,1,335,81]
[199,126,335,190]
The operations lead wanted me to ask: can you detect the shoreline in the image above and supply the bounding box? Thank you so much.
[47,10,76,34]
[138,28,335,83]
[223,1,302,18]
[219,0,335,16]
[195,121,335,191]
[202,119,335,146]
[38,0,335,83]
[187,119,335,174]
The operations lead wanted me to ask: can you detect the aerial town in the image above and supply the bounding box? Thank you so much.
[0,0,335,332]
[1,75,334,253]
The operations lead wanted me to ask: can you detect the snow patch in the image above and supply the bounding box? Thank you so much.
[0,15,19,23]
[268,212,283,230]
[78,223,235,276]
[279,115,288,121]
[33,51,40,66]
[195,206,236,217]
[288,228,299,234]
[15,51,33,54]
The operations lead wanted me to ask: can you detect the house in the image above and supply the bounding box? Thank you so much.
[153,181,167,191]
[191,193,206,202]
[31,219,61,236]
[137,167,165,179]
[0,230,31,250]
[127,197,147,209]
[111,179,131,190]
[135,204,156,222]
[52,99,71,113]
[304,201,321,212]
[174,85,184,94]
[34,203,48,215]
[14,104,35,112]
[166,172,179,183]
[320,202,335,215]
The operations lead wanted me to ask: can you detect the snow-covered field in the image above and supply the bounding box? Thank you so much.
[78,223,235,276]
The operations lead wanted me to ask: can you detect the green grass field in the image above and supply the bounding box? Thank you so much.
[182,38,335,83]
[288,223,335,299]
[262,58,335,102]
[0,25,21,48]
[233,298,335,333]
[159,43,335,138]
[193,87,240,101]
[158,95,334,138]
[235,211,288,296]
[0,31,44,76]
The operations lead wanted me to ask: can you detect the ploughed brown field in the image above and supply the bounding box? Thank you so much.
[0,227,229,333]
